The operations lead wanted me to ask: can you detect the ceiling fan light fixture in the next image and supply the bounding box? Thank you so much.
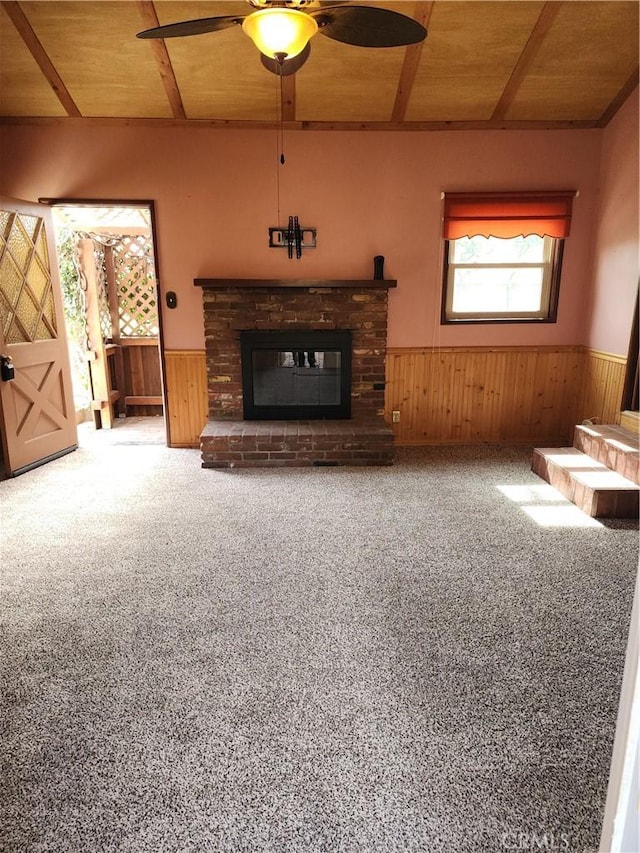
[242,8,318,60]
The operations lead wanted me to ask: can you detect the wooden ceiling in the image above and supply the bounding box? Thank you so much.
[0,1,638,129]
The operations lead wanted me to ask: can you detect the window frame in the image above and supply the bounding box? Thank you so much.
[441,235,565,325]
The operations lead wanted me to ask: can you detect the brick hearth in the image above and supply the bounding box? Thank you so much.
[195,278,397,468]
[200,420,394,468]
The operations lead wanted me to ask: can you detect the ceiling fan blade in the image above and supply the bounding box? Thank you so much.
[312,5,426,47]
[261,43,311,76]
[136,15,242,40]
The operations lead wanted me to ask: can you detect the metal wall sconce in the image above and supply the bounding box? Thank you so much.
[269,216,316,259]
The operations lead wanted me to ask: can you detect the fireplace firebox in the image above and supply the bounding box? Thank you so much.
[240,330,352,420]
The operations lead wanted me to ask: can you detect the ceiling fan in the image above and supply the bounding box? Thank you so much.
[136,0,427,77]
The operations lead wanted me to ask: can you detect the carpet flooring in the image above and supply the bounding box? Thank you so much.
[0,432,637,853]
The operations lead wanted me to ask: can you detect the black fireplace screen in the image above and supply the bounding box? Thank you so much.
[240,330,352,419]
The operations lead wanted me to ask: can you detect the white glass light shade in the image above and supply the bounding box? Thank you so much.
[242,8,318,60]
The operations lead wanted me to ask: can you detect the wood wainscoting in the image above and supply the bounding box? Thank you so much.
[578,348,628,426]
[162,346,627,448]
[385,346,627,446]
[164,350,208,448]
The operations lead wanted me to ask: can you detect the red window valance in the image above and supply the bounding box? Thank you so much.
[442,191,575,240]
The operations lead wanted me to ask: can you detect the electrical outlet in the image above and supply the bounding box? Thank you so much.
[392,410,400,423]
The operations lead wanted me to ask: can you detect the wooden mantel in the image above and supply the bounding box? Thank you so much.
[194,278,397,289]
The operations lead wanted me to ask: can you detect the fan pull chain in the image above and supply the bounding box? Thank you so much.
[279,69,286,166]
[274,64,288,226]
[275,69,282,225]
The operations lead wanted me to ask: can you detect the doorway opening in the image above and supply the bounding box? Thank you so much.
[50,203,166,446]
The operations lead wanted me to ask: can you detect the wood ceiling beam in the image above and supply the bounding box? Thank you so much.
[391,1,433,123]
[0,116,599,131]
[1,0,81,117]
[491,1,563,123]
[597,66,639,128]
[136,0,186,120]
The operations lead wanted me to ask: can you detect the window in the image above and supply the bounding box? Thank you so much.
[444,233,563,322]
[441,192,574,324]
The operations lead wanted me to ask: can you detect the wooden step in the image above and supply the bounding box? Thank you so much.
[620,410,640,434]
[573,423,639,485]
[532,447,640,518]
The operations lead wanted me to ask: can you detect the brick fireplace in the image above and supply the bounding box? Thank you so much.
[195,278,396,467]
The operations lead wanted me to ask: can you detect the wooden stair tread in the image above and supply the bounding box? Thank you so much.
[575,423,639,452]
[573,423,640,486]
[533,423,640,518]
[620,411,640,433]
[534,448,639,490]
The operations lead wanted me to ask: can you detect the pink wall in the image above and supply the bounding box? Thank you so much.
[587,90,639,356]
[0,121,604,350]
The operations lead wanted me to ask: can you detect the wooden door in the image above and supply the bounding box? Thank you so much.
[0,197,77,476]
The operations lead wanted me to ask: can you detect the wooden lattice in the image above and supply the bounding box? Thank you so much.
[113,236,158,337]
